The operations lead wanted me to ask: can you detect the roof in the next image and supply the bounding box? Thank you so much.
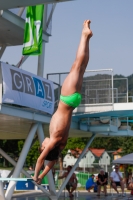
[113,148,122,155]
[89,148,105,158]
[69,148,89,158]
[69,148,106,158]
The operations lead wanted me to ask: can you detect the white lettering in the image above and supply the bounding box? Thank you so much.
[25,77,32,92]
[23,17,34,48]
[45,84,51,99]
[37,82,43,95]
[42,100,52,109]
[25,183,28,188]
[13,73,22,89]
[34,20,41,43]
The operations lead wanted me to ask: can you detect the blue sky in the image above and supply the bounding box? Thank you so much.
[1,0,133,78]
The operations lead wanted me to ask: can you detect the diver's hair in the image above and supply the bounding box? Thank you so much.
[45,146,60,161]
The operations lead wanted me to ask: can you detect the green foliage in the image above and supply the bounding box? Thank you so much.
[128,74,133,96]
[61,137,123,156]
[18,140,40,166]
[119,137,133,155]
[61,137,88,156]
[0,140,19,156]
[114,74,133,96]
[90,137,121,151]
[18,140,24,152]
[62,136,133,159]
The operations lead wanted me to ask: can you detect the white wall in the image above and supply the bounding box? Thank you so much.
[99,151,110,165]
[63,150,95,168]
[79,151,95,168]
[63,153,76,168]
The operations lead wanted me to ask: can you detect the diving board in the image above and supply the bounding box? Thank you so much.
[0,178,32,181]
[0,178,32,200]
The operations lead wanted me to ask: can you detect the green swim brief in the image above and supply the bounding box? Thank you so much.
[60,92,82,108]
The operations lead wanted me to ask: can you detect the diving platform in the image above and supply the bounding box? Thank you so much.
[0,0,74,10]
[0,10,49,47]
[0,103,86,140]
[48,69,133,138]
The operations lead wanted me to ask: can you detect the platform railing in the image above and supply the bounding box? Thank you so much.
[47,69,130,112]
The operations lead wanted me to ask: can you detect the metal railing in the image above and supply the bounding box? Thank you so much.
[47,69,130,111]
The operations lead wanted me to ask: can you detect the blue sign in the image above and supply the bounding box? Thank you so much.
[1,63,55,115]
[16,181,34,190]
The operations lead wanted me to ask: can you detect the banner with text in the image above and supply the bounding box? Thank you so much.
[22,5,44,55]
[1,62,54,115]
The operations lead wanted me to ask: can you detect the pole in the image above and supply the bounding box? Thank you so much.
[0,173,6,200]
[5,124,38,200]
[57,133,96,198]
[0,148,50,195]
[37,4,47,77]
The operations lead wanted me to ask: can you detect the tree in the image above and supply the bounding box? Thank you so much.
[0,140,19,167]
[18,140,40,167]
[62,137,88,156]
[90,137,122,151]
[119,137,133,155]
[0,140,19,155]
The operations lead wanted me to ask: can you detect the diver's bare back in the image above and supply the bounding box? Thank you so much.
[49,101,73,147]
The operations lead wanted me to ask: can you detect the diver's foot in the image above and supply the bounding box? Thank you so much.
[82,20,93,38]
[31,176,42,185]
[31,175,38,182]
[36,177,42,185]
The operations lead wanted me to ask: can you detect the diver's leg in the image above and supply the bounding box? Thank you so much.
[61,20,93,96]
